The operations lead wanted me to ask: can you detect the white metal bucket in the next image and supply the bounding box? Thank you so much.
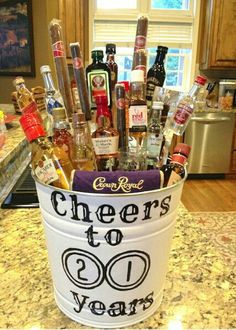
[35,176,185,328]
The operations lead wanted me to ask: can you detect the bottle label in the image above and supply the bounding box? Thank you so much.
[134,35,146,51]
[173,102,193,125]
[47,98,63,114]
[87,70,110,107]
[167,170,182,187]
[22,101,38,114]
[146,78,160,99]
[35,159,59,185]
[52,41,65,58]
[147,133,163,157]
[92,136,119,155]
[129,105,147,132]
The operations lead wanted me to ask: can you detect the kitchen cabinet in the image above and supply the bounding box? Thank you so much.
[58,0,88,63]
[199,0,236,70]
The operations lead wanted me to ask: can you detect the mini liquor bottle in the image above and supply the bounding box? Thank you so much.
[52,107,73,160]
[146,101,164,169]
[19,112,74,190]
[40,65,64,114]
[146,46,168,109]
[160,143,191,187]
[166,75,207,136]
[92,95,119,171]
[86,50,112,111]
[128,69,148,148]
[13,76,38,114]
[71,112,97,171]
[105,43,118,91]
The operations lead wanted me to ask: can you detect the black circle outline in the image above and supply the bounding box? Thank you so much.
[105,250,150,291]
[62,248,104,289]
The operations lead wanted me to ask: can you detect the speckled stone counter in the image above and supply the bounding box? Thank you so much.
[0,206,235,329]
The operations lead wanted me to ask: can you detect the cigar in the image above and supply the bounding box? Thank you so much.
[132,16,148,70]
[115,84,127,148]
[48,19,74,120]
[70,42,91,121]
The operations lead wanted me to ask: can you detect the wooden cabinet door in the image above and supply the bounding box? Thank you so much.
[58,0,88,62]
[200,0,236,69]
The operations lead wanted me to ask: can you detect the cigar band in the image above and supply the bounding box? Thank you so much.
[134,35,146,50]
[52,41,65,57]
[116,97,125,109]
[73,57,83,69]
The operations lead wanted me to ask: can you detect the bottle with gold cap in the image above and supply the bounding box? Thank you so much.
[52,107,73,160]
[71,112,97,171]
[19,112,74,190]
[13,76,38,114]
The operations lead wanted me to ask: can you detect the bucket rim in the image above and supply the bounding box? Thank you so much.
[32,170,187,197]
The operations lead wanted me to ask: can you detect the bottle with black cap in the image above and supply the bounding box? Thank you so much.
[105,43,118,91]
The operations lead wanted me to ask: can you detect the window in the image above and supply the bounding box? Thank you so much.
[89,0,200,91]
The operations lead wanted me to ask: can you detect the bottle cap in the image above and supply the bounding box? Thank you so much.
[52,107,67,120]
[173,143,191,157]
[91,50,104,59]
[106,43,116,54]
[118,81,130,92]
[152,101,164,109]
[19,112,46,142]
[157,46,168,53]
[130,69,144,83]
[40,65,51,74]
[13,76,24,86]
[195,75,207,86]
[171,154,186,165]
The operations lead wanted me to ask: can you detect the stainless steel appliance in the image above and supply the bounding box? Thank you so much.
[184,112,235,174]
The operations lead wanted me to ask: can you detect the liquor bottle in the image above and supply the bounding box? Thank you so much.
[128,69,148,148]
[13,76,38,114]
[165,75,207,136]
[19,112,74,190]
[52,107,73,160]
[115,84,127,148]
[71,112,97,171]
[146,46,168,109]
[40,65,64,114]
[92,95,119,171]
[146,101,164,169]
[105,43,118,91]
[86,50,112,111]
[160,143,191,187]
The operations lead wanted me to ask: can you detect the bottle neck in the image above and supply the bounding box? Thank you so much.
[154,51,166,65]
[54,118,70,130]
[92,56,103,64]
[107,54,115,61]
[189,82,202,98]
[150,108,162,122]
[42,72,56,93]
[130,81,146,102]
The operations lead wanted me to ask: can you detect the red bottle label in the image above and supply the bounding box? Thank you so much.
[173,102,193,125]
[52,41,65,58]
[22,101,38,115]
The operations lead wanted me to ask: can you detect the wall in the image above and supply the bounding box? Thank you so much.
[0,0,59,103]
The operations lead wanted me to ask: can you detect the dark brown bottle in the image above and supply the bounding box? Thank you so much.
[86,50,112,111]
[105,43,118,91]
[161,143,191,187]
[146,46,168,108]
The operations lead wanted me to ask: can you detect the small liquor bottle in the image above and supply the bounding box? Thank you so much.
[13,76,38,114]
[86,50,112,111]
[166,75,207,136]
[146,101,164,169]
[71,112,97,171]
[146,46,168,109]
[19,112,74,190]
[52,107,73,160]
[160,143,191,187]
[128,70,148,148]
[105,43,118,91]
[40,65,64,114]
[92,95,119,171]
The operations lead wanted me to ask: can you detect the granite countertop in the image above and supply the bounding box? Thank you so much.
[0,205,235,329]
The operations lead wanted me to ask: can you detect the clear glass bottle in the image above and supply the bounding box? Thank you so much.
[40,65,64,114]
[71,112,97,171]
[92,95,119,171]
[146,101,164,169]
[19,112,74,190]
[128,69,148,148]
[105,43,118,91]
[86,50,112,111]
[166,75,207,136]
[52,107,73,160]
[160,143,191,187]
[146,46,168,109]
